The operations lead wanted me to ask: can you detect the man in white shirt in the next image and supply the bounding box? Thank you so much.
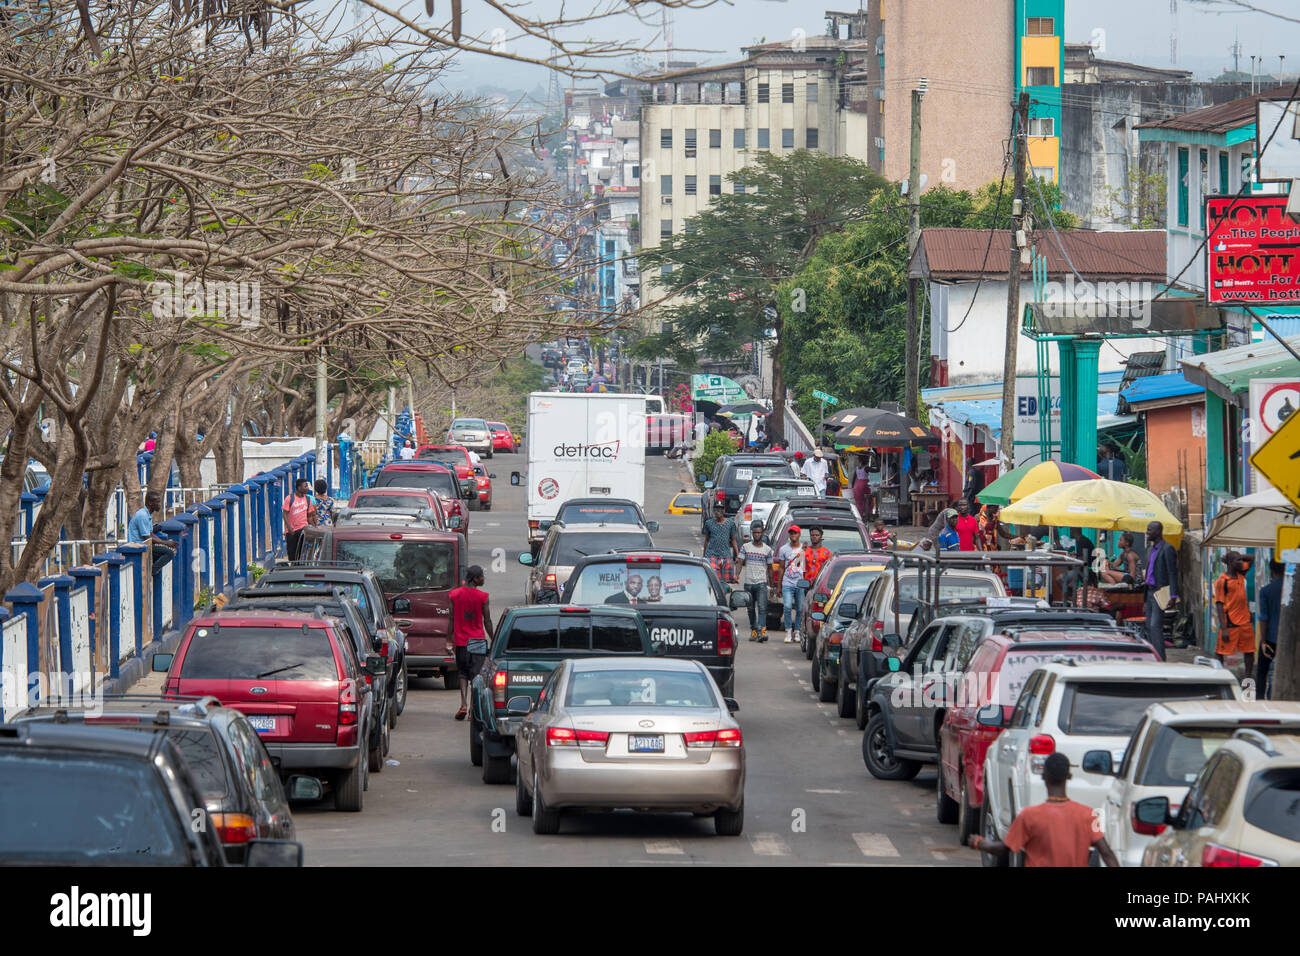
[693,418,709,446]
[776,525,806,643]
[801,448,830,497]
[398,440,415,460]
[467,449,482,466]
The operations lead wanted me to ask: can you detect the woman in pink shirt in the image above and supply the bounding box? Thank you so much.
[282,478,314,561]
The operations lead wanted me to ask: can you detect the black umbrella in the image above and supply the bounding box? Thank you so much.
[821,406,878,430]
[830,408,938,448]
[718,401,768,417]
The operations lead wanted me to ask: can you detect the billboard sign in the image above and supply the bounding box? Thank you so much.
[1206,195,1300,304]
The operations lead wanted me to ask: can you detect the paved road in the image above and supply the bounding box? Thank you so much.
[294,452,977,866]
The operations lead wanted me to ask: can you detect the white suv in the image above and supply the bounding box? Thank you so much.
[738,477,817,530]
[979,660,1240,866]
[1093,700,1300,868]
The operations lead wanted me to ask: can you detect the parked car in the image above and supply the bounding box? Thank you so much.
[809,585,873,706]
[370,462,469,532]
[667,491,703,516]
[416,444,476,484]
[445,418,493,457]
[799,556,883,652]
[738,476,818,531]
[1094,700,1300,868]
[979,660,1240,866]
[552,497,657,532]
[0,720,303,866]
[12,695,301,864]
[298,522,466,689]
[332,507,442,532]
[348,487,446,530]
[155,609,383,811]
[472,463,494,510]
[469,604,654,784]
[559,550,751,697]
[513,657,745,835]
[936,626,1161,844]
[700,454,799,530]
[487,421,519,453]
[763,496,862,538]
[519,523,655,604]
[1138,730,1300,867]
[762,513,870,629]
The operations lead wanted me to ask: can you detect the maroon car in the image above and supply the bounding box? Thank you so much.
[371,461,468,534]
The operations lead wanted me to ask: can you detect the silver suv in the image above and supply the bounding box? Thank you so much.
[518,524,656,603]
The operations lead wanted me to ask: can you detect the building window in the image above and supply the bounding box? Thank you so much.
[660,219,673,239]
[1026,66,1056,87]
[709,128,721,148]
[757,82,769,104]
[709,174,721,197]
[660,264,673,276]
[1219,151,1230,194]
[631,165,640,180]
[684,175,697,195]
[734,128,746,148]
[684,128,697,158]
[806,128,819,149]
[660,128,672,148]
[806,81,819,104]
[781,82,794,103]
[1026,17,1055,35]
[1028,116,1054,137]
[757,128,770,149]
[781,128,794,149]
[878,146,884,163]
[684,222,696,235]
[660,174,672,195]
[1031,166,1055,182]
[1177,147,1189,227]
[1200,148,1209,228]
[734,182,745,194]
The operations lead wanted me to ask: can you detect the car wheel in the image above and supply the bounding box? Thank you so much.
[483,501,491,511]
[936,762,959,825]
[714,800,744,836]
[957,770,981,844]
[469,715,484,767]
[381,718,391,757]
[836,671,856,719]
[981,793,1007,868]
[863,713,921,780]
[335,760,364,812]
[443,670,460,691]
[855,675,870,731]
[766,603,782,630]
[468,496,480,512]
[483,752,512,785]
[819,671,836,703]
[368,726,383,773]
[531,770,561,834]
[393,663,408,716]
[810,656,821,693]
[515,763,533,816]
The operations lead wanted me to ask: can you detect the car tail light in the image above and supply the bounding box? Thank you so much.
[742,504,752,523]
[210,812,257,845]
[1131,805,1167,837]
[339,682,358,726]
[717,618,735,657]
[684,730,717,748]
[716,728,742,747]
[828,632,843,645]
[379,640,390,658]
[870,622,883,652]
[493,670,508,710]
[559,607,590,613]
[1028,735,1055,755]
[1202,843,1273,867]
[626,555,661,564]
[544,573,557,587]
[715,489,725,505]
[575,729,608,747]
[546,726,577,747]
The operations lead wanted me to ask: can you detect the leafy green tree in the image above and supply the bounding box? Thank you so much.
[637,151,887,441]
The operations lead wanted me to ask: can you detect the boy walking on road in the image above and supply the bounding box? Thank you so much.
[449,565,493,721]
[737,520,773,643]
[1214,551,1255,680]
[777,526,805,643]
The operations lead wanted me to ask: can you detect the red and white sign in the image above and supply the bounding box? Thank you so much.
[1206,195,1300,304]
[1248,378,1300,494]
[537,477,559,500]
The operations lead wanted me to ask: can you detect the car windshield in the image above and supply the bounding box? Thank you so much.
[374,470,458,499]
[836,568,884,595]
[816,527,869,553]
[500,613,643,653]
[724,462,793,486]
[180,625,340,680]
[335,540,457,593]
[569,561,717,606]
[565,668,717,707]
[354,493,431,510]
[552,532,654,567]
[557,503,642,524]
[0,751,188,864]
[1138,725,1247,787]
[1243,768,1300,842]
[1061,683,1231,736]
[754,482,815,503]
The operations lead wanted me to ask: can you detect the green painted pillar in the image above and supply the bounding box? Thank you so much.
[1205,391,1227,493]
[1064,340,1101,470]
[1058,339,1076,462]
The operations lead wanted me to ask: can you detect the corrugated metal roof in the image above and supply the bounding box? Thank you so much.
[1134,89,1289,134]
[911,228,1166,282]
[928,389,1129,439]
[1180,334,1300,406]
[1120,372,1205,407]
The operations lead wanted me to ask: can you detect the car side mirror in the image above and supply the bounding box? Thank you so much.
[646,520,660,534]
[883,633,903,648]
[285,774,323,802]
[365,655,386,676]
[1082,750,1115,776]
[517,552,534,565]
[510,472,521,486]
[839,603,858,619]
[489,473,497,479]
[392,598,411,615]
[1133,796,1173,829]
[650,641,667,657]
[151,652,173,673]
[728,590,751,610]
[976,704,1004,728]
[887,657,901,672]
[244,840,304,867]
[810,611,826,622]
[703,481,714,490]
[724,697,740,714]
[506,695,533,717]
[539,520,553,531]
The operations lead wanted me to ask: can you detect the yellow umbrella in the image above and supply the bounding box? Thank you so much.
[999,479,1183,546]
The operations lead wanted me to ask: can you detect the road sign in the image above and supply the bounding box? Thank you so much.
[1205,195,1300,304]
[1277,524,1300,555]
[1251,408,1300,512]
[812,390,839,406]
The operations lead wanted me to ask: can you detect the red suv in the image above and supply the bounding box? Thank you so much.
[371,461,468,534]
[937,627,1159,842]
[155,610,383,812]
[417,444,474,482]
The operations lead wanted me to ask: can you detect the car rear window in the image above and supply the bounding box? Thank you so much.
[1060,682,1232,736]
[724,462,794,486]
[0,751,187,864]
[568,561,717,606]
[335,540,456,593]
[557,503,642,524]
[168,729,229,798]
[565,668,717,707]
[552,532,654,566]
[451,419,487,430]
[180,625,340,681]
[894,574,1000,611]
[1138,725,1245,787]
[1243,768,1300,842]
[415,450,466,468]
[374,470,457,498]
[994,646,1155,707]
[500,613,643,654]
[262,580,374,623]
[754,482,814,503]
[836,568,883,595]
[816,527,869,554]
[354,493,431,510]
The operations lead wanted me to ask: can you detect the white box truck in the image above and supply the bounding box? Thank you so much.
[525,392,648,551]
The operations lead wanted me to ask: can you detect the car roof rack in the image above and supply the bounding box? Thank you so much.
[1001,622,1126,641]
[1232,728,1281,757]
[606,547,693,555]
[235,586,347,600]
[1192,655,1223,669]
[270,560,365,571]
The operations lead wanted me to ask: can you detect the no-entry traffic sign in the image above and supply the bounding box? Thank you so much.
[1206,195,1300,304]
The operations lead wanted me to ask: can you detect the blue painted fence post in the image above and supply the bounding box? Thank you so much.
[208,498,227,594]
[119,543,146,654]
[174,513,199,626]
[155,520,185,633]
[193,505,213,591]
[19,490,36,538]
[45,575,74,696]
[219,493,238,586]
[229,484,249,581]
[70,566,100,688]
[7,582,45,708]
[91,553,124,680]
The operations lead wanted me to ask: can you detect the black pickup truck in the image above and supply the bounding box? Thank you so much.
[558,550,749,698]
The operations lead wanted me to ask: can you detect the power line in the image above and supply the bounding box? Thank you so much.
[945,115,1013,333]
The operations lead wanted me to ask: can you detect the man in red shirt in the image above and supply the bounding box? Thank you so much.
[802,527,832,584]
[968,753,1120,867]
[953,498,980,552]
[449,565,493,721]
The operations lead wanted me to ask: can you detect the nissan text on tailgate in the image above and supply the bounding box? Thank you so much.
[560,552,750,698]
[470,605,652,784]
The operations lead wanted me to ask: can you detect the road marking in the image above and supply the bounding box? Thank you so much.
[836,729,849,736]
[644,839,685,855]
[748,833,790,856]
[487,521,501,527]
[853,833,900,858]
[806,788,845,794]
[931,851,948,861]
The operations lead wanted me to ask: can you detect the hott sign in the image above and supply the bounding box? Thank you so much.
[1206,195,1300,304]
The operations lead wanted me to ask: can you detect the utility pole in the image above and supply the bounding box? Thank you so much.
[904,81,925,421]
[1275,563,1300,701]
[1000,93,1030,469]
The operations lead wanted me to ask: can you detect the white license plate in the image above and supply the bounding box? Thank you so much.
[248,715,276,734]
[629,734,664,753]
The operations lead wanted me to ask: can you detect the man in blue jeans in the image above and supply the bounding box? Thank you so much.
[737,520,773,642]
[777,525,806,644]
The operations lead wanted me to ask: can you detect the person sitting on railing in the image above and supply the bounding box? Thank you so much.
[127,491,177,573]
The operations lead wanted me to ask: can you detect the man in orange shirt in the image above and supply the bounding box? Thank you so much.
[968,753,1120,867]
[1213,551,1255,677]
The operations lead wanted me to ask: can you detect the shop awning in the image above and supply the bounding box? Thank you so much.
[1180,334,1300,408]
[1119,372,1205,409]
